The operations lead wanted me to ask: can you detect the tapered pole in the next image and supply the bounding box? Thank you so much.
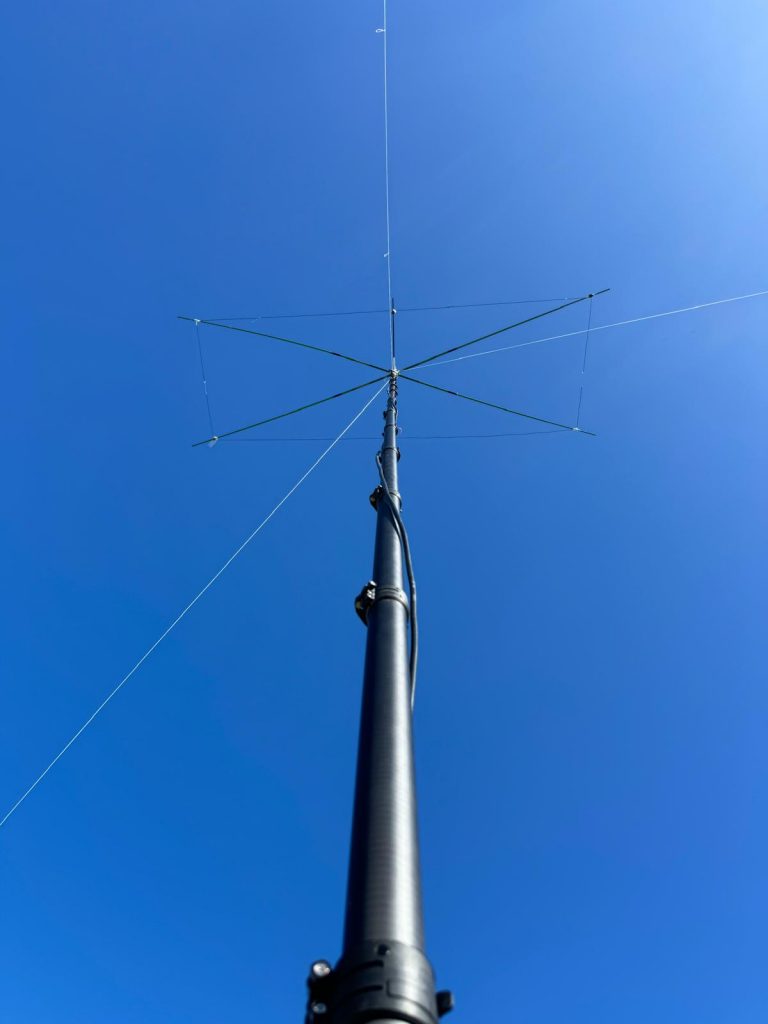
[305,373,451,1024]
[343,372,422,950]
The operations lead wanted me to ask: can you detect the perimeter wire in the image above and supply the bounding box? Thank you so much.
[576,296,593,428]
[224,428,566,442]
[194,319,215,438]
[0,380,390,829]
[198,297,577,322]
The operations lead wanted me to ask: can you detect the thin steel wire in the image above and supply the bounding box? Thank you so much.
[420,288,768,369]
[197,297,576,322]
[399,297,575,314]
[204,307,387,322]
[0,381,390,830]
[224,428,566,442]
[194,320,215,438]
[575,296,593,428]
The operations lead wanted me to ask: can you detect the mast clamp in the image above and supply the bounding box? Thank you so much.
[370,484,402,509]
[354,581,410,625]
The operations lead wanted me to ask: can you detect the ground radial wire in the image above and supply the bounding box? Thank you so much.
[0,380,389,830]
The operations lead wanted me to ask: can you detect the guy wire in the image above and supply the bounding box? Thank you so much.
[0,380,389,829]
[420,288,768,368]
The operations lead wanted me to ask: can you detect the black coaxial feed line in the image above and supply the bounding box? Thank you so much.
[376,450,419,710]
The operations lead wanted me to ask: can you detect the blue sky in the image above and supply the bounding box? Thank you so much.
[2,1,767,1021]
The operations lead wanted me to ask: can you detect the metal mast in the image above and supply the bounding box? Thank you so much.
[305,371,452,1024]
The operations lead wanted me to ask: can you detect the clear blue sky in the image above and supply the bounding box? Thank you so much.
[2,2,766,1021]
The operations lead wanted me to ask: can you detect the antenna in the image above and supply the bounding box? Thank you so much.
[181,11,605,1018]
[4,3,765,1020]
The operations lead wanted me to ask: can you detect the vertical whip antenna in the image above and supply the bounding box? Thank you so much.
[380,0,396,370]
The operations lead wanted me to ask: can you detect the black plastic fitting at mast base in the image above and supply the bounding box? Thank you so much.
[305,941,453,1024]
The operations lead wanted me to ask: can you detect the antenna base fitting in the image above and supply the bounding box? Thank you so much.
[305,940,452,1024]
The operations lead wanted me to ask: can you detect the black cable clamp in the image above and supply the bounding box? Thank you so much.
[354,581,377,625]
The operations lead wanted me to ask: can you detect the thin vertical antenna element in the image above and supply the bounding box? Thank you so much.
[575,295,593,427]
[379,1,396,369]
[194,319,216,438]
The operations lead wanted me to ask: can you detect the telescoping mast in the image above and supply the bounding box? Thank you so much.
[304,367,453,1024]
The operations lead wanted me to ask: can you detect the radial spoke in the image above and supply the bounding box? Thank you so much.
[179,316,388,373]
[398,374,596,435]
[192,375,389,446]
[400,289,609,371]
